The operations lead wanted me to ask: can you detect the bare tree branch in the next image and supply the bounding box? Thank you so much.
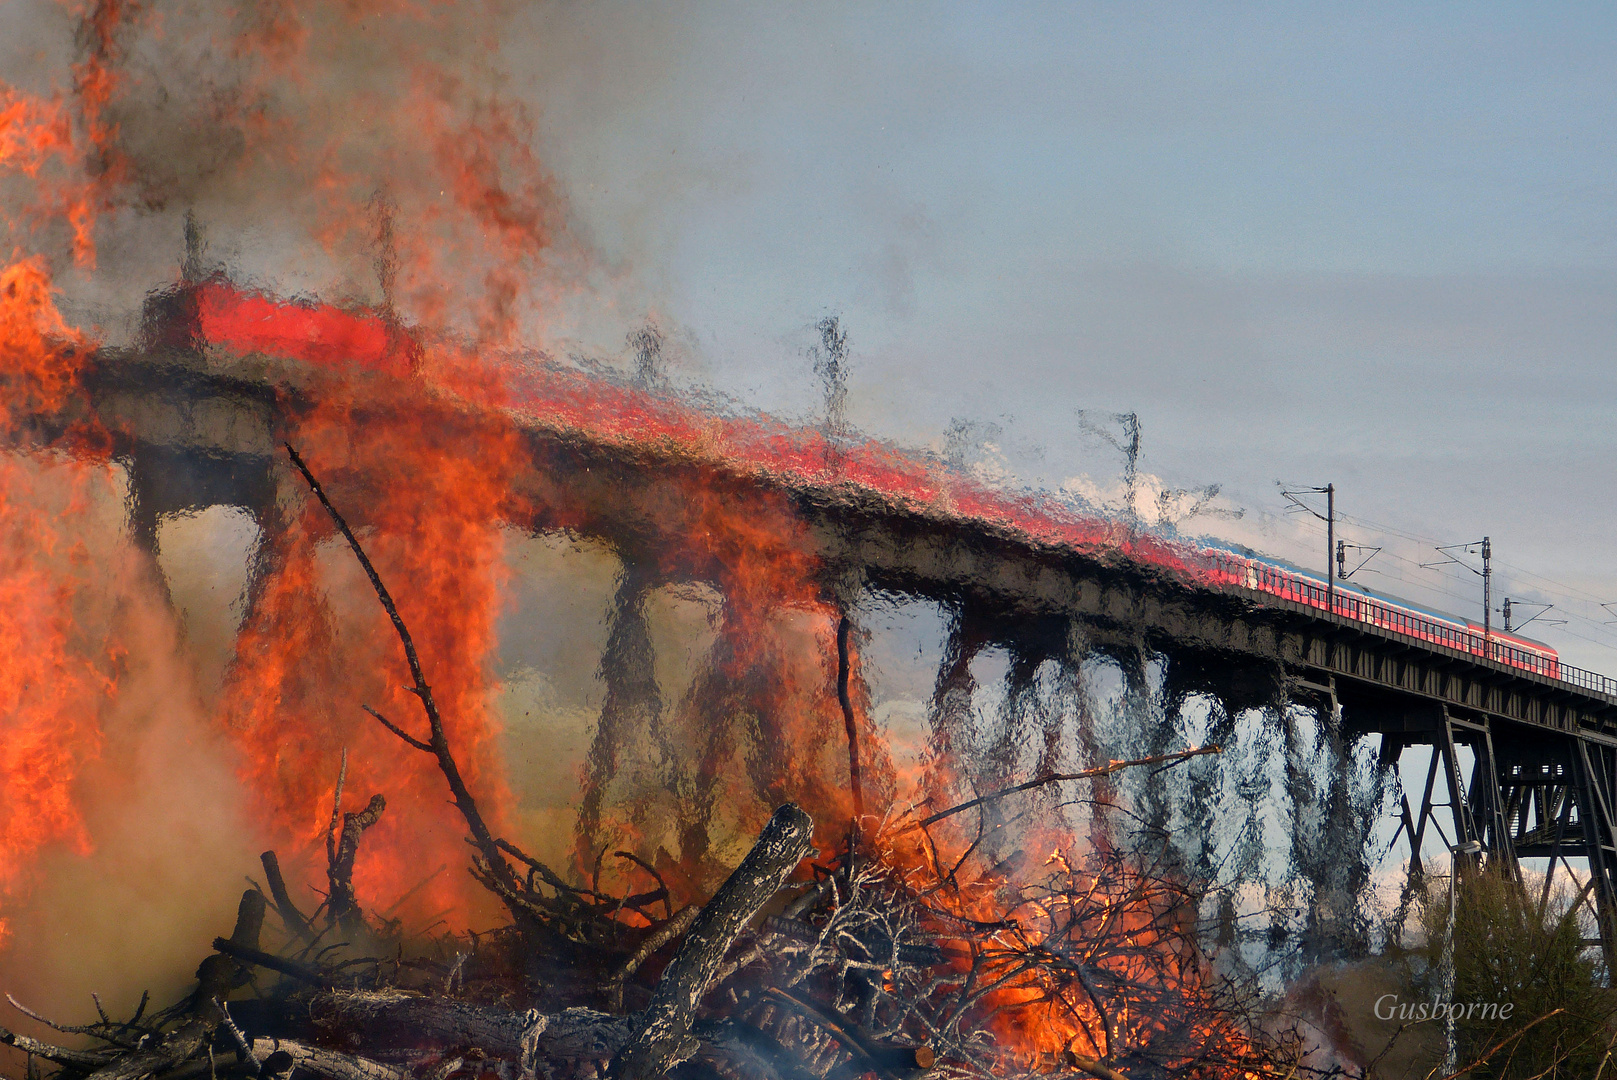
[285,443,521,897]
[913,745,1222,829]
[1425,1008,1567,1080]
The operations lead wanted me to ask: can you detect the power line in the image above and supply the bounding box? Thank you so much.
[1247,509,1617,652]
[1292,511,1609,611]
[1336,509,1615,606]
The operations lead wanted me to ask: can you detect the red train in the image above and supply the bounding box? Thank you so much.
[1202,547,1561,680]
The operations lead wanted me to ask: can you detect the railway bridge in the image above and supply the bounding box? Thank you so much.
[48,272,1617,964]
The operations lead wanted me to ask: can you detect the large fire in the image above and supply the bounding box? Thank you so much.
[0,257,115,949]
[0,4,1312,1077]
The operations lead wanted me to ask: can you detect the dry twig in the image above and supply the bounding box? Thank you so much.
[913,745,1223,829]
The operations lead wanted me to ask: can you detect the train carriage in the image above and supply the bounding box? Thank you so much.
[1203,546,1559,680]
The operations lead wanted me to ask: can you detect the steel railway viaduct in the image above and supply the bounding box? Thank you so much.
[60,277,1617,964]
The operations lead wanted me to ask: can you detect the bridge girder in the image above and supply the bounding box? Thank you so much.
[65,332,1617,964]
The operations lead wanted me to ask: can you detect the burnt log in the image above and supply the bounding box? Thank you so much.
[610,803,815,1080]
[306,991,630,1065]
[308,992,561,1059]
[248,1039,407,1080]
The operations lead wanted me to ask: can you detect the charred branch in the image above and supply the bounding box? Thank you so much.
[327,794,387,933]
[210,939,331,988]
[610,803,815,1080]
[837,614,864,862]
[763,988,928,1080]
[285,444,523,899]
[86,890,265,1080]
[1057,1051,1128,1080]
[260,851,314,942]
[602,906,698,1012]
[0,1025,116,1070]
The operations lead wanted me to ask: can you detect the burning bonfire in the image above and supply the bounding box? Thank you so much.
[0,435,1322,1080]
[0,281,1344,1078]
[0,389,1335,1078]
[0,3,1354,1078]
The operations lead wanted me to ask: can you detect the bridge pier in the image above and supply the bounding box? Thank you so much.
[1569,740,1617,965]
[1308,703,1375,959]
[122,445,278,585]
[925,608,987,786]
[577,562,666,857]
[1360,695,1617,966]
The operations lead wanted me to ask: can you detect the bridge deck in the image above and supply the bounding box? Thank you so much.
[63,279,1617,747]
[29,276,1617,965]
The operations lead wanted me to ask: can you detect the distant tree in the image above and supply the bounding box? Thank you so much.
[1417,867,1617,1078]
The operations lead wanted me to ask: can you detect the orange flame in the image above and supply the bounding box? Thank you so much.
[869,813,1270,1076]
[219,371,526,930]
[0,260,116,945]
[0,0,135,946]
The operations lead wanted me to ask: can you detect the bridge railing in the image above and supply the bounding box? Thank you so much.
[1203,552,1617,700]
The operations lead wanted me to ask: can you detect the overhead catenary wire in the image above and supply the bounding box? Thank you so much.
[1295,512,1599,607]
[1260,507,1617,656]
[1336,509,1613,603]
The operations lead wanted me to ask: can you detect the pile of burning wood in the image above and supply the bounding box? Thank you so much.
[0,451,1342,1080]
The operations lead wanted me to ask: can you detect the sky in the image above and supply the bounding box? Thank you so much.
[498,3,1617,670]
